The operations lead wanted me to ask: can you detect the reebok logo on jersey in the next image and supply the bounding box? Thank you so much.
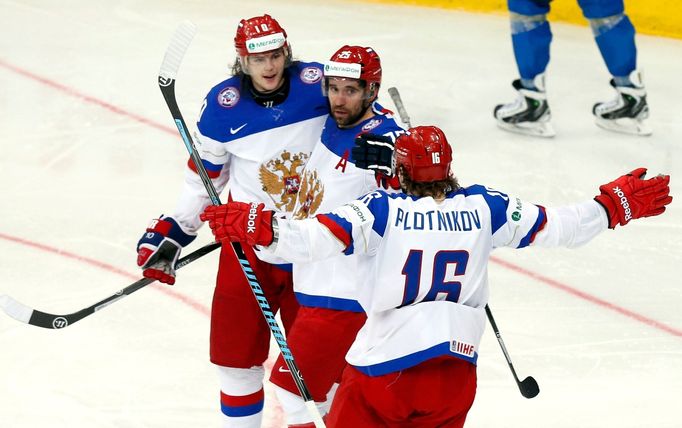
[247,203,259,233]
[230,123,247,134]
[348,203,367,223]
[612,186,632,221]
[450,340,475,358]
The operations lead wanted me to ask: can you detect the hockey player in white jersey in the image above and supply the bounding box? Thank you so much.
[200,125,671,426]
[135,15,328,428]
[262,45,404,427]
[494,0,651,137]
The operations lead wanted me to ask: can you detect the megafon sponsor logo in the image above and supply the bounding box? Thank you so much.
[612,186,632,221]
[246,33,286,54]
[324,61,361,79]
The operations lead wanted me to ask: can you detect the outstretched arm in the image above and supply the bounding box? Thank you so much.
[533,168,672,247]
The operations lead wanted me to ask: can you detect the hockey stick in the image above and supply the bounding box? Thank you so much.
[0,241,221,329]
[387,87,412,128]
[158,22,326,427]
[485,305,540,398]
[388,86,539,398]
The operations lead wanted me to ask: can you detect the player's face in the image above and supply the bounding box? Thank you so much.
[245,49,286,93]
[327,78,370,127]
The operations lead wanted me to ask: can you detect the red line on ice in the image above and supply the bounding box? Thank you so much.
[490,255,682,337]
[0,232,210,317]
[0,59,176,136]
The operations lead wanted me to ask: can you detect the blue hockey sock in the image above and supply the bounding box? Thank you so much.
[590,14,637,78]
[510,13,552,81]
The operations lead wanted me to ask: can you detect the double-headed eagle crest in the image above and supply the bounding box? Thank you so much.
[293,170,324,219]
[259,150,309,212]
[259,150,325,216]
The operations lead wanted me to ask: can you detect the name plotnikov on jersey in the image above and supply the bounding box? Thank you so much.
[395,208,482,232]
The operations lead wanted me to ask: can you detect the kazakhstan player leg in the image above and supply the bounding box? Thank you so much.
[582,0,651,135]
[494,0,555,137]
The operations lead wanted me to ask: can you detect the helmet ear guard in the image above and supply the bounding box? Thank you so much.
[395,126,453,183]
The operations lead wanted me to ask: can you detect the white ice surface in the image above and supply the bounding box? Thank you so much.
[1,1,681,427]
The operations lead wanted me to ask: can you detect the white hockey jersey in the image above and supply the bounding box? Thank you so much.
[263,186,608,375]
[172,62,329,238]
[289,103,405,311]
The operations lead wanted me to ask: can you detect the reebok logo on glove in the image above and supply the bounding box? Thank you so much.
[247,203,259,234]
[611,186,632,222]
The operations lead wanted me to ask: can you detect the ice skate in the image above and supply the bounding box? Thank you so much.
[494,73,555,138]
[593,69,651,136]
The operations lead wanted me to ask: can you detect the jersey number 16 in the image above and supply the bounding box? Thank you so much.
[399,250,469,307]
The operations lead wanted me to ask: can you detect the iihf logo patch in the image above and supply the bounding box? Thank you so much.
[300,67,322,84]
[362,118,382,131]
[450,340,475,358]
[217,86,240,108]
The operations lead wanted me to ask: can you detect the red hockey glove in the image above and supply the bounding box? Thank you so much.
[136,216,197,285]
[200,202,275,247]
[375,171,401,190]
[594,168,672,229]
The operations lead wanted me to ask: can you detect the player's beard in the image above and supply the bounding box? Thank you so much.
[332,100,371,128]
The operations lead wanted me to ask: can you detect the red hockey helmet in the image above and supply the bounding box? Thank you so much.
[324,45,382,90]
[395,126,453,183]
[234,14,290,57]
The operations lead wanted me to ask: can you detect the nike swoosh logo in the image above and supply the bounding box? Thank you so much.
[278,366,290,373]
[230,123,247,134]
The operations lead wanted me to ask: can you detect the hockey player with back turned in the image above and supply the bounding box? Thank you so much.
[494,0,651,137]
[200,125,671,426]
[135,14,328,428]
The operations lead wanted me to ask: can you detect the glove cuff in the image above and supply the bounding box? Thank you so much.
[594,195,619,229]
[258,211,275,246]
[156,216,197,247]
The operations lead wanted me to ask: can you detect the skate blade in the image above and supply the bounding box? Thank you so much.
[595,117,652,136]
[496,120,556,138]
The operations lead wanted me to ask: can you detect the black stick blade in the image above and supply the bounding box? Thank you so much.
[519,376,540,399]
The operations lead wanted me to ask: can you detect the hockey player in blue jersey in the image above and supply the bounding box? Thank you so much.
[200,125,671,426]
[135,15,328,428]
[494,0,651,137]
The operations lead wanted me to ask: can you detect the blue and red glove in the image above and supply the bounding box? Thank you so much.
[200,202,274,247]
[136,216,196,285]
[594,168,672,229]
